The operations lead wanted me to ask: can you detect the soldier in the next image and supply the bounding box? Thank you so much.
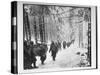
[49,41,58,61]
[24,41,33,69]
[31,43,48,68]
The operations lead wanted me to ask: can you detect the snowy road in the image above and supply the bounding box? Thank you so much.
[34,43,88,69]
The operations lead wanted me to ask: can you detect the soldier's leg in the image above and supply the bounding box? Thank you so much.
[31,56,38,68]
[40,55,46,65]
[52,52,56,61]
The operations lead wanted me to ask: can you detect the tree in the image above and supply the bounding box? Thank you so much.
[28,5,65,43]
[23,8,31,43]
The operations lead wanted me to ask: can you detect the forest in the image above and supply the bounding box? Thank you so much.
[23,4,91,69]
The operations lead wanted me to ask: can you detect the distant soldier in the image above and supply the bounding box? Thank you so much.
[57,40,61,50]
[66,39,75,48]
[49,41,58,61]
[63,41,67,49]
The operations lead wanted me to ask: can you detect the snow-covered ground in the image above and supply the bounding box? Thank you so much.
[33,42,88,69]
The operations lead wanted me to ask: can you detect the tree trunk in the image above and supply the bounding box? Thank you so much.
[24,9,31,42]
[34,16,38,44]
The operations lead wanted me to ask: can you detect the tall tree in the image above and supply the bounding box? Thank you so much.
[23,8,31,42]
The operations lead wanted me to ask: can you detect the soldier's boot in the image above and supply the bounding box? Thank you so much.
[33,62,38,68]
[32,57,38,68]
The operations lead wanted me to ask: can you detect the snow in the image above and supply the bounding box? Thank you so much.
[33,43,88,69]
